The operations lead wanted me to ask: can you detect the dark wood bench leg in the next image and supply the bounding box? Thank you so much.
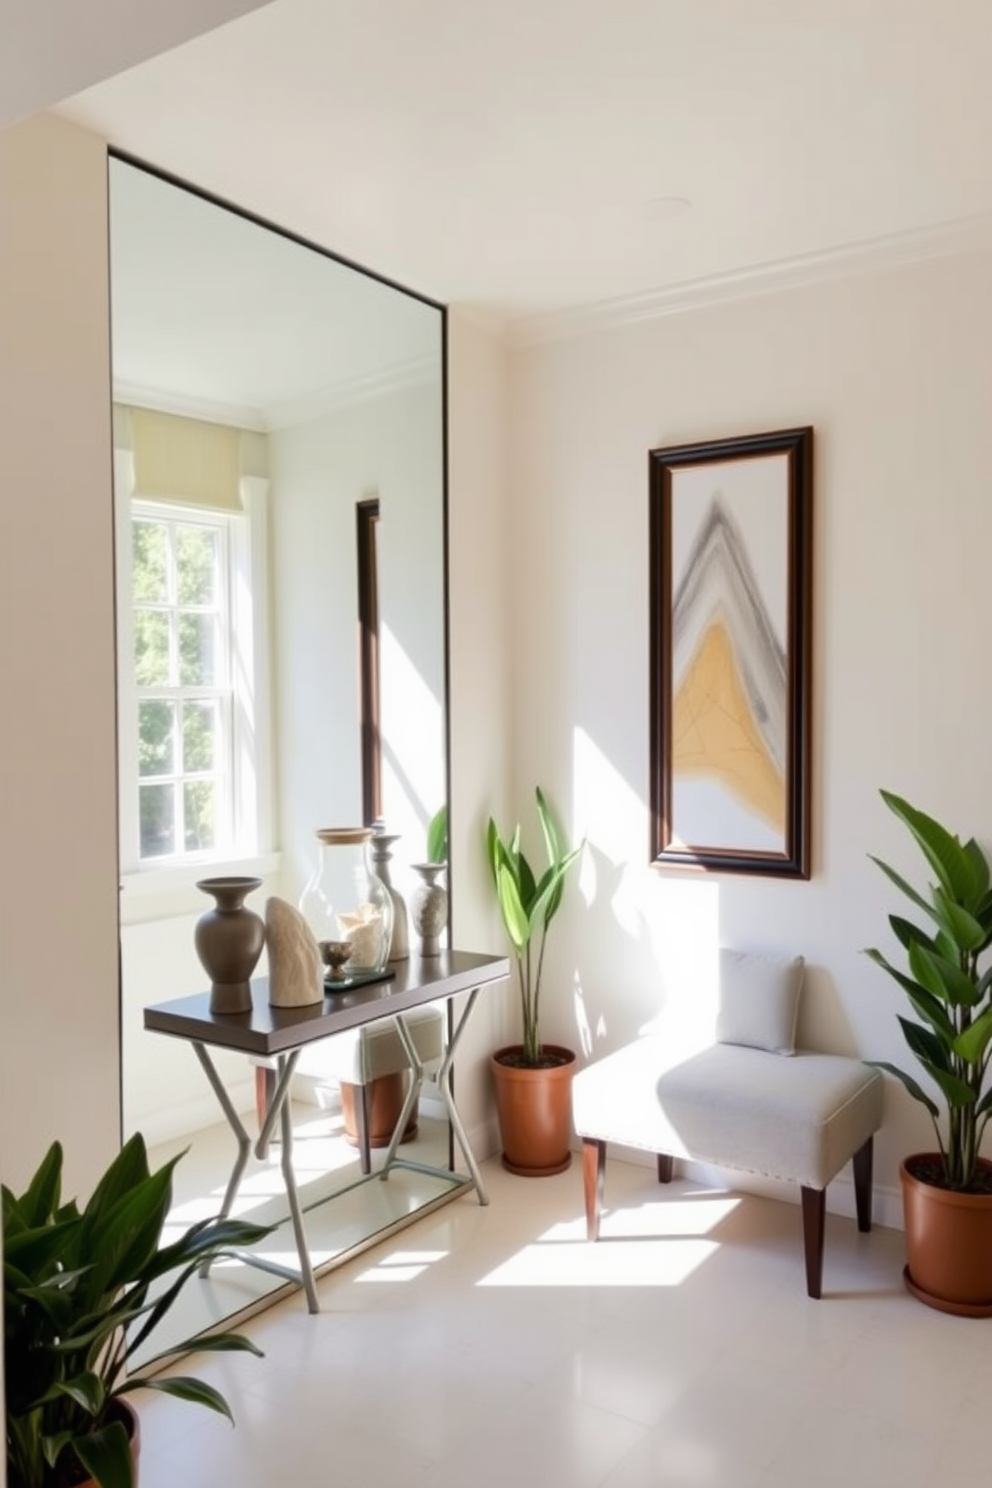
[657,1154,674,1184]
[255,1065,277,1131]
[852,1136,874,1232]
[800,1185,825,1299]
[582,1138,606,1241]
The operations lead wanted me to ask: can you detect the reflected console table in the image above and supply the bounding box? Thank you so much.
[144,949,509,1312]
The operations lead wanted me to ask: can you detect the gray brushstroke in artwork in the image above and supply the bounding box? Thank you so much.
[672,494,787,774]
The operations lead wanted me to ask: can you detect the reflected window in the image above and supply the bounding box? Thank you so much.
[129,505,229,859]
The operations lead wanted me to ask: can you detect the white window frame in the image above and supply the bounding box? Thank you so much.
[114,450,276,892]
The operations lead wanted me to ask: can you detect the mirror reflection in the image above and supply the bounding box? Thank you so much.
[109,155,449,1342]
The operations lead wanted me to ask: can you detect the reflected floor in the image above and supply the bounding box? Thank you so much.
[140,1101,458,1361]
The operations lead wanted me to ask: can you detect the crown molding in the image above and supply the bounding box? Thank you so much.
[114,353,439,434]
[112,380,268,431]
[263,352,439,429]
[509,211,992,348]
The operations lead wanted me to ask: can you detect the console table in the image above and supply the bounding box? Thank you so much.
[144,950,508,1312]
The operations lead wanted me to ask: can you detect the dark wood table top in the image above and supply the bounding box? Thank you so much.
[144,949,510,1056]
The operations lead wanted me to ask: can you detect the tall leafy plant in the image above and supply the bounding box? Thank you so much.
[486,787,582,1067]
[4,1133,271,1488]
[866,789,992,1190]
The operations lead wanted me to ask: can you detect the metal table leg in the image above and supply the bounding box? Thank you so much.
[275,1052,319,1314]
[438,987,488,1204]
[192,1042,319,1310]
[192,1041,251,1277]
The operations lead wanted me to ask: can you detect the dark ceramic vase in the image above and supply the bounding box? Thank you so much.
[195,876,265,1013]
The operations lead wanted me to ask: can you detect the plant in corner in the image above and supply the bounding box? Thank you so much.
[866,788,992,1314]
[485,786,582,1176]
[4,1132,272,1488]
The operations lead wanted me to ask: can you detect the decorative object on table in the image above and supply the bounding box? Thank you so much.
[648,426,813,879]
[265,896,324,1007]
[194,875,265,1014]
[298,826,393,977]
[486,786,583,1175]
[866,789,992,1314]
[3,1133,270,1488]
[409,861,448,957]
[371,828,409,961]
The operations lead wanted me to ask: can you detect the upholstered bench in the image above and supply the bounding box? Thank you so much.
[571,951,884,1298]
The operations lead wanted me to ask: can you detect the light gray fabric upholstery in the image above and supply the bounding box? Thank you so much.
[572,1038,883,1189]
[715,948,805,1056]
[254,1005,445,1086]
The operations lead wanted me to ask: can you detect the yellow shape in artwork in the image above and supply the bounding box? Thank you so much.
[673,620,785,832]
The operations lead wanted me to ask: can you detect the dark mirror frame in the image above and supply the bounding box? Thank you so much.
[648,425,813,879]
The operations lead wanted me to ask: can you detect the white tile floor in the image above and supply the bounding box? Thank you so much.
[135,1155,992,1488]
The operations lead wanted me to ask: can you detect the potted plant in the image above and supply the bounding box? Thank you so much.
[4,1131,272,1488]
[485,786,582,1176]
[866,788,992,1314]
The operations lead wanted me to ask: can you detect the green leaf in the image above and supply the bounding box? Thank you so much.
[954,1004,992,1065]
[426,804,448,864]
[16,1142,63,1227]
[496,862,530,952]
[125,1374,235,1422]
[908,940,979,1008]
[880,790,982,908]
[897,1016,952,1074]
[922,1060,976,1108]
[864,948,956,1039]
[930,887,987,953]
[868,854,938,923]
[73,1419,135,1488]
[963,837,991,901]
[867,1060,940,1119]
[55,1369,105,1416]
[888,915,937,954]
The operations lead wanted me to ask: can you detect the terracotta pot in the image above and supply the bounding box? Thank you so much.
[900,1153,992,1316]
[491,1044,576,1177]
[339,1072,418,1149]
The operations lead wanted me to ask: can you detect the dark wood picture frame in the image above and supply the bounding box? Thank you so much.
[649,426,813,878]
[356,497,381,826]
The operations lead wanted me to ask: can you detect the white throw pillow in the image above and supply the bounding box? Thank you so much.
[715,948,805,1056]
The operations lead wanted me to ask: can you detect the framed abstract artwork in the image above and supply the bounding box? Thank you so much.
[648,426,813,878]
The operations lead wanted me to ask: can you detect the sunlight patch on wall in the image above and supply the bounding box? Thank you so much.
[379,622,444,850]
[573,724,722,1057]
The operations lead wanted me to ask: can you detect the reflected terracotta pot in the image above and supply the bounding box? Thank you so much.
[491,1044,576,1177]
[340,1072,418,1148]
[901,1154,992,1316]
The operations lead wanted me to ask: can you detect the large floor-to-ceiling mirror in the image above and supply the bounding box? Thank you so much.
[109,153,449,1343]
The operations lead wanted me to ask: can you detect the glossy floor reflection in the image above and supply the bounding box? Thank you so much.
[135,1155,992,1488]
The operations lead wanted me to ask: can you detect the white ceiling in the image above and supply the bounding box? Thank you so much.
[108,156,440,429]
[50,0,992,335]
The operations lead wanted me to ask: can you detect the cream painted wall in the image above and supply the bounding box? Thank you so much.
[508,250,992,1221]
[0,114,120,1195]
[446,311,517,1155]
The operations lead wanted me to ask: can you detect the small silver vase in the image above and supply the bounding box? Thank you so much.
[409,862,448,957]
[371,831,409,962]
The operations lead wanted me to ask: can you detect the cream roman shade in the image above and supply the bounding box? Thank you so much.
[130,407,242,511]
